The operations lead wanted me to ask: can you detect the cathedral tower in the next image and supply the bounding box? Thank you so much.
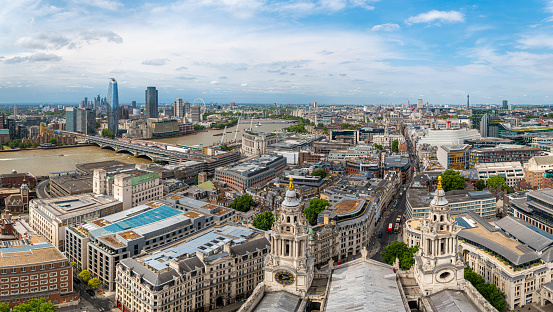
[263,177,314,297]
[414,176,465,295]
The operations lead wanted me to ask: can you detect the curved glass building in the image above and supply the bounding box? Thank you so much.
[107,78,119,136]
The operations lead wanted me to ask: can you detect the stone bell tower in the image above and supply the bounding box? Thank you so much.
[414,176,465,295]
[263,177,314,297]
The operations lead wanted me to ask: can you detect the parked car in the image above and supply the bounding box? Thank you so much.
[86,289,95,296]
[73,277,80,284]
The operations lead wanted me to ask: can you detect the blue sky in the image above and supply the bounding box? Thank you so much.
[2,0,553,105]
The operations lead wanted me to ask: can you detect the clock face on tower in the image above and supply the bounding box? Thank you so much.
[274,270,295,286]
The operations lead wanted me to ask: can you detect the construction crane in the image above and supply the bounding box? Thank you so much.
[233,117,241,142]
[220,126,227,144]
[447,116,451,129]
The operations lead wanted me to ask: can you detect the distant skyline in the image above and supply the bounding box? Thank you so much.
[2,1,553,105]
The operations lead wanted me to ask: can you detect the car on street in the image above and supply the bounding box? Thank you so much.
[86,289,95,296]
[73,277,80,284]
[378,231,382,238]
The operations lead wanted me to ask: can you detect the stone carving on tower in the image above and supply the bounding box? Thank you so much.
[263,177,315,297]
[414,176,465,296]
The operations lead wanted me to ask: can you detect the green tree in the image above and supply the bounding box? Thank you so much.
[0,302,8,312]
[501,183,512,194]
[303,198,331,225]
[317,123,324,127]
[283,124,308,133]
[11,298,57,312]
[49,137,58,145]
[486,175,505,189]
[78,269,92,282]
[252,211,275,231]
[194,124,205,131]
[101,128,115,139]
[311,170,327,178]
[464,266,507,311]
[373,143,383,150]
[229,194,257,212]
[437,169,465,192]
[380,241,419,270]
[391,139,399,153]
[377,116,383,120]
[474,179,486,191]
[88,277,101,289]
[322,126,328,134]
[95,121,101,129]
[70,261,78,271]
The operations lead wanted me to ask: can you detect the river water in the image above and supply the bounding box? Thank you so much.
[0,121,289,176]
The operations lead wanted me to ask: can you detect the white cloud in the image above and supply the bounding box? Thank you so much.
[241,83,248,87]
[69,0,123,11]
[142,59,170,66]
[371,23,400,32]
[518,34,553,49]
[406,10,465,25]
[4,53,62,64]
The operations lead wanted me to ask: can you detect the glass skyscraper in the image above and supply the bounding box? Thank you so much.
[145,87,158,119]
[107,78,119,136]
[65,107,77,132]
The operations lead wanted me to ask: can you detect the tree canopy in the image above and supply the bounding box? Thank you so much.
[88,277,101,289]
[486,175,505,189]
[437,169,465,192]
[101,128,115,139]
[391,139,399,153]
[283,124,308,133]
[465,266,507,311]
[311,170,327,178]
[303,198,331,225]
[373,143,383,150]
[229,194,256,212]
[380,241,419,270]
[252,211,275,231]
[78,269,91,282]
[49,137,58,145]
[475,179,486,191]
[10,298,57,312]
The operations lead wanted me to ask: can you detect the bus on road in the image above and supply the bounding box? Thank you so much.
[388,223,393,234]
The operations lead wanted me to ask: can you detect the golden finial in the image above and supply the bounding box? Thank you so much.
[437,176,443,190]
[288,176,294,190]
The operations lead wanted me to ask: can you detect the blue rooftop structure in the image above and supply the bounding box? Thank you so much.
[90,205,182,238]
[0,242,53,254]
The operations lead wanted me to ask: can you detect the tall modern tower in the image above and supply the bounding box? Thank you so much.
[174,98,184,118]
[502,100,508,109]
[107,78,119,136]
[467,94,470,109]
[145,87,158,119]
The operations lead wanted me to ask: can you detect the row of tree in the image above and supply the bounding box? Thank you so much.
[438,169,512,194]
[464,266,508,311]
[0,298,57,312]
[212,118,238,129]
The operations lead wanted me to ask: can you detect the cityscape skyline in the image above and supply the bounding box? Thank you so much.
[2,1,553,104]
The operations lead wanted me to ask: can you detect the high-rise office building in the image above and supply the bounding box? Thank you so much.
[107,78,119,136]
[502,100,508,109]
[145,87,158,119]
[76,108,96,135]
[66,107,77,132]
[131,101,137,109]
[174,98,184,118]
[471,108,497,130]
[467,94,470,109]
[184,101,191,115]
[190,106,201,123]
[417,99,423,109]
[13,105,19,116]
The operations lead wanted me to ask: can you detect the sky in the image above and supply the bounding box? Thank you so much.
[2,0,553,105]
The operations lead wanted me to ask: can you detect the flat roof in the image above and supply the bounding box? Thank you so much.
[0,243,66,267]
[33,193,121,220]
[140,225,256,271]
[334,199,361,214]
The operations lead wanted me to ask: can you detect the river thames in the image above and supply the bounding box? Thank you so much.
[0,121,288,176]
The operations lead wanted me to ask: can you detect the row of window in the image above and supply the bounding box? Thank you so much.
[0,264,66,274]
